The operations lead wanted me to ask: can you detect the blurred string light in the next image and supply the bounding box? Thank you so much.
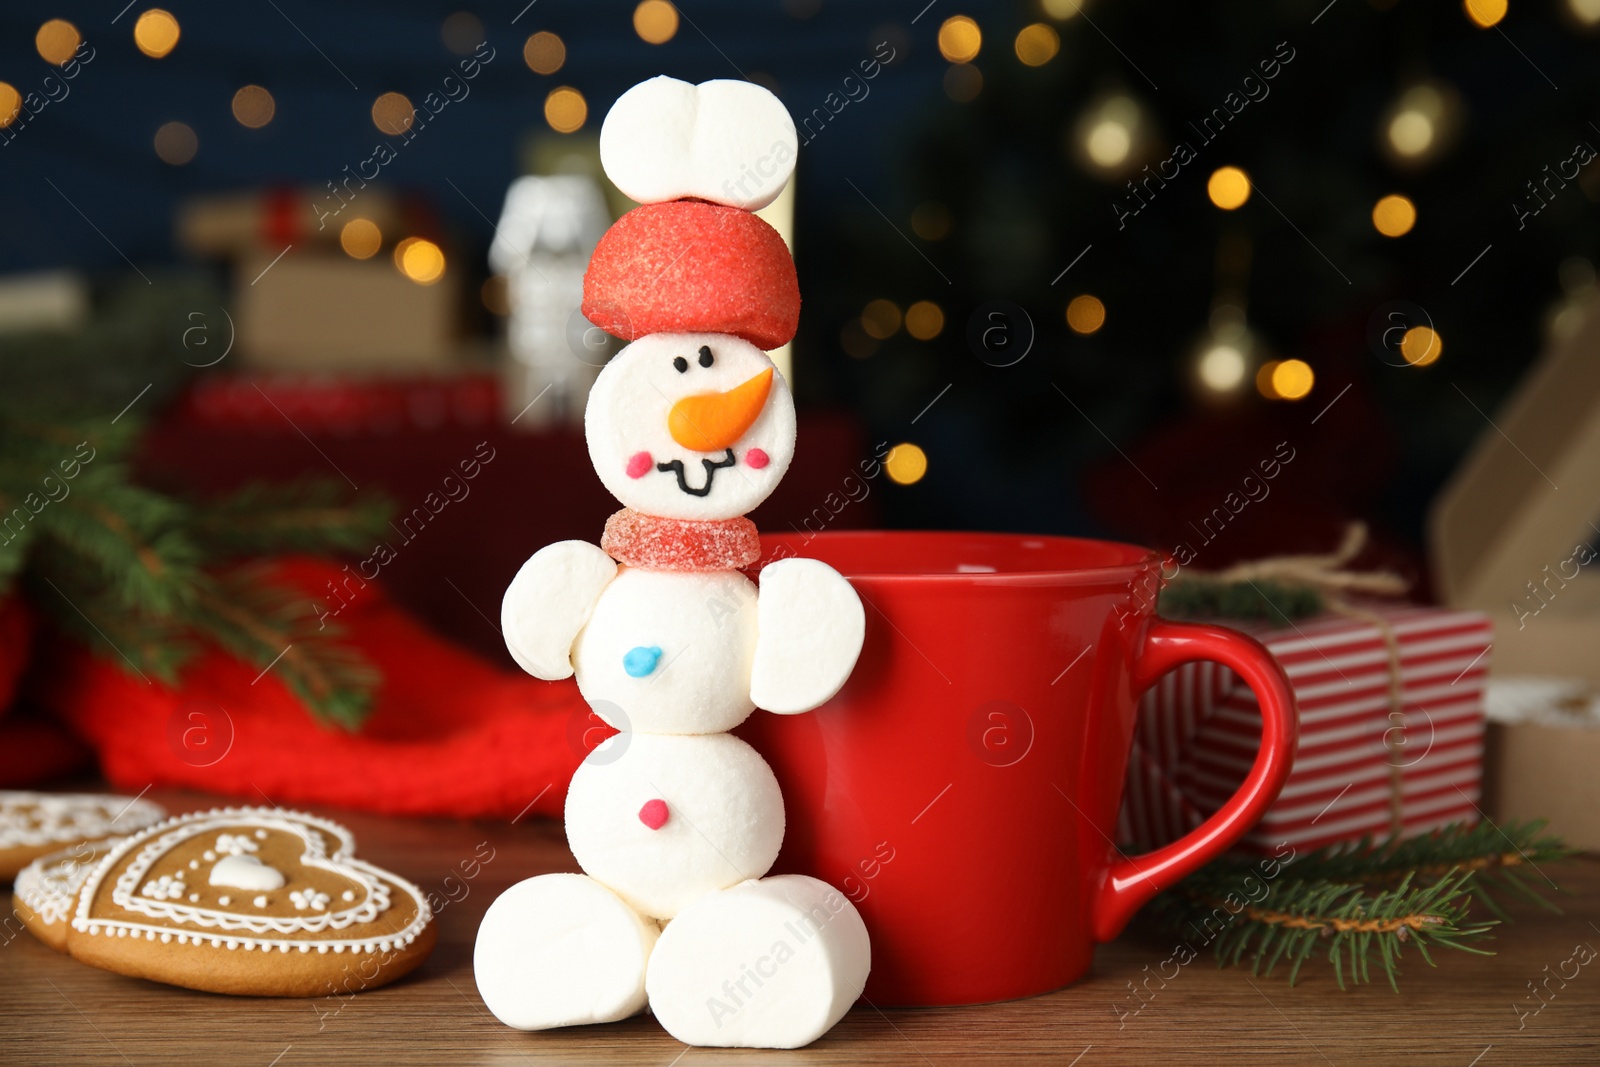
[0,84,20,128]
[911,201,952,240]
[1075,95,1146,175]
[524,31,566,74]
[1194,306,1258,396]
[1569,0,1600,25]
[231,85,275,128]
[134,9,180,58]
[944,64,983,102]
[1207,166,1251,210]
[634,1,679,44]
[36,19,80,65]
[1548,256,1596,338]
[1066,294,1105,334]
[441,11,485,55]
[1464,0,1507,27]
[1382,83,1459,166]
[1372,194,1416,237]
[340,218,382,259]
[905,301,945,340]
[394,237,446,285]
[1270,358,1315,400]
[1014,23,1060,66]
[544,87,587,132]
[154,121,197,165]
[861,299,902,340]
[938,16,982,62]
[1400,325,1442,366]
[372,92,416,135]
[1039,0,1084,17]
[885,443,928,486]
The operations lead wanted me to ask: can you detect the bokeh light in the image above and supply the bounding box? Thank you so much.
[943,64,983,102]
[885,443,929,486]
[1570,0,1600,25]
[340,219,382,260]
[36,19,81,66]
[0,84,20,129]
[1078,96,1144,173]
[1256,360,1282,399]
[394,237,446,285]
[1040,0,1083,16]
[523,31,566,74]
[938,15,982,63]
[134,10,181,58]
[1014,23,1060,66]
[911,201,952,241]
[1066,295,1106,335]
[544,87,588,133]
[231,86,276,129]
[905,301,945,340]
[1400,326,1442,366]
[441,11,485,55]
[1464,0,1507,27]
[1372,194,1417,237]
[1086,121,1131,168]
[372,92,416,135]
[634,1,680,44]
[1198,344,1248,392]
[1270,359,1315,400]
[861,299,902,340]
[1207,166,1252,210]
[153,121,198,165]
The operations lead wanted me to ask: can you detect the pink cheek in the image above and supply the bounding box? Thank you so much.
[745,448,770,470]
[625,451,653,479]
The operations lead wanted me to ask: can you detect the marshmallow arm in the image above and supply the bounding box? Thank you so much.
[501,540,618,680]
[749,558,865,714]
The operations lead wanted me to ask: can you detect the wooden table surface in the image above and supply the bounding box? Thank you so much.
[3,789,1596,1067]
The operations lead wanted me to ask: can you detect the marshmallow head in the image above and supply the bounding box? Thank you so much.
[585,332,796,521]
[600,76,797,210]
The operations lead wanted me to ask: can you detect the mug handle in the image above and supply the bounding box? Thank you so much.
[1090,618,1298,942]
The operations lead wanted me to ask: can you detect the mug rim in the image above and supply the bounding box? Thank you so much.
[757,529,1164,584]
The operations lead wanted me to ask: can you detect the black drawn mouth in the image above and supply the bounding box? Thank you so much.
[657,449,738,498]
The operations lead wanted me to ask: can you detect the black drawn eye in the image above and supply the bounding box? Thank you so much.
[673,356,689,373]
[698,346,714,368]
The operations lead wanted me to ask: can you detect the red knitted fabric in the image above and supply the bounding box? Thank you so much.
[35,559,593,821]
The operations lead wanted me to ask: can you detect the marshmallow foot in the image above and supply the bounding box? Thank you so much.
[474,874,658,1030]
[645,875,869,1049]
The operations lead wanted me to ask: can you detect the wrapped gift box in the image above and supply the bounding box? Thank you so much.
[1118,604,1493,853]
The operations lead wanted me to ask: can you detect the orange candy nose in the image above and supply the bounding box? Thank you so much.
[667,368,773,452]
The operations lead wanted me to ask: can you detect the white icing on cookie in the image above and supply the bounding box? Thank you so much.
[215,833,259,856]
[0,792,164,850]
[291,889,331,911]
[69,807,430,955]
[141,874,187,901]
[13,841,119,927]
[209,854,286,891]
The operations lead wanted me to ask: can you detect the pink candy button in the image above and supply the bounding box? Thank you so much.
[638,799,669,830]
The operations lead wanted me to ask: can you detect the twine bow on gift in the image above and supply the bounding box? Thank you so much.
[1163,523,1416,838]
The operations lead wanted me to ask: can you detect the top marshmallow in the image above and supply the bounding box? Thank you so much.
[600,77,798,211]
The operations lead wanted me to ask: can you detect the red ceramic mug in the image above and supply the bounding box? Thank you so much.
[736,531,1297,1007]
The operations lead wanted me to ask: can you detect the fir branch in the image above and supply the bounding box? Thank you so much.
[1150,822,1571,991]
[1159,577,1323,623]
[190,480,393,560]
[184,567,378,729]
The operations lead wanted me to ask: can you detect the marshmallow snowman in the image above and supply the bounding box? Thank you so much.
[474,77,870,1050]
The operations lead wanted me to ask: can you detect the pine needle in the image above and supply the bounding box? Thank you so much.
[1148,821,1570,991]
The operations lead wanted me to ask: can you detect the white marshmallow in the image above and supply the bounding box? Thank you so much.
[502,540,617,680]
[646,875,870,1049]
[574,567,758,735]
[586,333,796,522]
[600,76,798,210]
[473,873,659,1030]
[565,733,783,920]
[750,558,865,714]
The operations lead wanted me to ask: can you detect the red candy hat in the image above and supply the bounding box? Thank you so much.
[582,200,799,351]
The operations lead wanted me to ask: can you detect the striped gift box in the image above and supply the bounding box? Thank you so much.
[1118,605,1493,853]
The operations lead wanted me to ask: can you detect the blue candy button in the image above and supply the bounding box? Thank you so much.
[623,645,663,677]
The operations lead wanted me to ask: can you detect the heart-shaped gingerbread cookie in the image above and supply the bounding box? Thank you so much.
[68,807,435,997]
[13,838,123,952]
